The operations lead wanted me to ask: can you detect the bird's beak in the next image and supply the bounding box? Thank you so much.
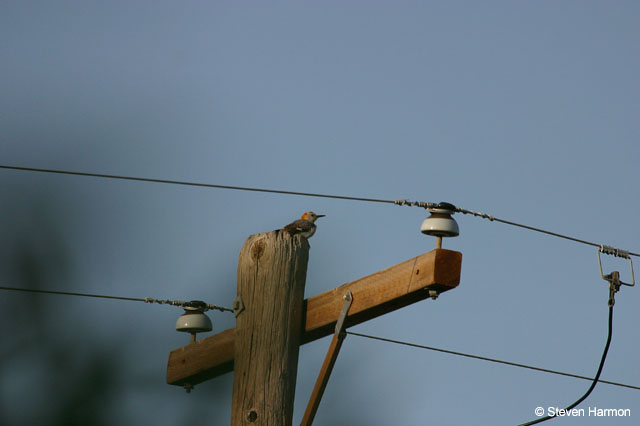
[316,214,326,218]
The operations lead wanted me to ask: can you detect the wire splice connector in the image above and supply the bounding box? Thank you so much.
[597,247,635,297]
[144,297,233,313]
[599,244,630,259]
[455,206,495,221]
[394,199,437,209]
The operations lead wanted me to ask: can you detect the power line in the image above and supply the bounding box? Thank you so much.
[0,164,395,205]
[6,285,633,393]
[454,206,640,258]
[0,285,233,313]
[456,208,599,249]
[1,164,638,258]
[346,330,639,392]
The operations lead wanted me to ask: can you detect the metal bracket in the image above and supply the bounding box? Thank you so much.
[598,247,635,287]
[233,296,245,318]
[334,291,353,336]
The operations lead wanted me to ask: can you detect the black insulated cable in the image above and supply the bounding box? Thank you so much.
[516,302,614,426]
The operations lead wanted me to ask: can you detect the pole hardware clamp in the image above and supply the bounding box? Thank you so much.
[335,291,353,336]
[233,296,245,318]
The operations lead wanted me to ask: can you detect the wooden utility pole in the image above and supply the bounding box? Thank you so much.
[166,237,462,425]
[231,231,309,426]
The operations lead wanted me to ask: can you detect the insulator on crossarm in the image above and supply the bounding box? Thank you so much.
[176,300,213,344]
[421,202,459,249]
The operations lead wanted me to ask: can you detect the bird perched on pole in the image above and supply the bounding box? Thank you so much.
[282,211,325,239]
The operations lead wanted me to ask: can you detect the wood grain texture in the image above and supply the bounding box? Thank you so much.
[167,248,462,386]
[230,231,309,426]
[166,328,235,387]
[302,248,461,343]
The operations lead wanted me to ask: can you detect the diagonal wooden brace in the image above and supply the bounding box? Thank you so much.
[300,291,353,426]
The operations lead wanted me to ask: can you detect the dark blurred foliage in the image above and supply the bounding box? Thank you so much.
[0,187,238,426]
[0,195,120,426]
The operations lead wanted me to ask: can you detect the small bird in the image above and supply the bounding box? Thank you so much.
[283,211,325,239]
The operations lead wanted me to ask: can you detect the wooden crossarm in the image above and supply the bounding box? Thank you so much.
[167,248,462,386]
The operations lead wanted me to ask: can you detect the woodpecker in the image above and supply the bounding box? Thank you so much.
[282,211,325,239]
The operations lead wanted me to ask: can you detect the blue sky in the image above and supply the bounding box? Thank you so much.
[1,2,639,425]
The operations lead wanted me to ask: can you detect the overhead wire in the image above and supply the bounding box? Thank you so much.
[0,285,234,313]
[347,330,637,392]
[2,284,634,394]
[456,206,640,258]
[456,207,599,249]
[1,164,638,257]
[0,165,395,204]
